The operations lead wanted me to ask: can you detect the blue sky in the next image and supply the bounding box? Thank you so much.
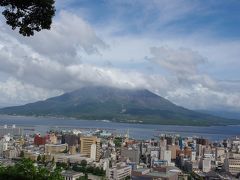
[0,0,240,110]
[56,0,240,39]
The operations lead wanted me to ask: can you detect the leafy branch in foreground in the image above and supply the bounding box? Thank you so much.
[0,0,55,36]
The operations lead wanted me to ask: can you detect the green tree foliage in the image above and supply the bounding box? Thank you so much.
[72,164,106,177]
[0,0,55,36]
[125,176,131,180]
[37,154,41,162]
[114,137,123,148]
[56,162,68,170]
[0,158,64,180]
[41,155,46,163]
[80,160,87,167]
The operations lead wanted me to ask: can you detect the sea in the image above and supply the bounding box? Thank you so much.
[0,115,240,141]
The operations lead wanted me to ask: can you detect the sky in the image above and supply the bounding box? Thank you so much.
[0,0,240,111]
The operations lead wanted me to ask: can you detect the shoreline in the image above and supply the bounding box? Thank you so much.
[0,114,240,127]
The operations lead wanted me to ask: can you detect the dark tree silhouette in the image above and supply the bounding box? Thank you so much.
[0,0,55,36]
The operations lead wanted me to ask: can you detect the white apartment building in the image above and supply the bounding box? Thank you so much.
[108,164,131,180]
[224,158,240,176]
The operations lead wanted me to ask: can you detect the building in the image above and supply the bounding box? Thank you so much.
[215,147,225,160]
[132,166,180,180]
[202,158,211,173]
[80,136,100,161]
[183,147,192,157]
[159,138,167,149]
[34,134,47,146]
[51,153,93,164]
[0,125,22,137]
[121,146,140,163]
[0,138,8,157]
[196,144,203,157]
[224,158,240,176]
[108,163,131,180]
[62,134,80,147]
[167,145,179,160]
[24,151,39,161]
[69,145,77,155]
[61,170,84,180]
[48,133,58,144]
[196,138,209,146]
[45,143,68,154]
[3,148,18,159]
[160,149,171,164]
[90,144,97,161]
[191,151,196,161]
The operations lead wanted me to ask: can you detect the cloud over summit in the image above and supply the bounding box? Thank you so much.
[0,1,240,111]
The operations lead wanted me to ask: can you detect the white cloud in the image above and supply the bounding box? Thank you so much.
[0,7,240,111]
[147,46,206,76]
[144,46,240,110]
[2,11,107,65]
[0,78,61,107]
[166,84,240,110]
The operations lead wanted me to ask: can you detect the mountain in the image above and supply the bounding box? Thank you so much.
[197,110,240,120]
[0,86,238,126]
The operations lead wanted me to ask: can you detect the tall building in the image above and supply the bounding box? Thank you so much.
[202,158,211,173]
[90,144,97,161]
[0,125,23,137]
[179,138,184,150]
[215,147,225,160]
[163,150,171,164]
[159,138,167,149]
[191,151,196,161]
[0,138,8,157]
[167,145,179,160]
[80,136,100,161]
[196,138,209,146]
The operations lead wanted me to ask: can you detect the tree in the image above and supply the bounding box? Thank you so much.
[114,137,123,148]
[0,0,55,36]
[0,158,64,180]
[77,174,88,180]
[56,162,68,170]
[84,173,88,180]
[80,160,87,167]
[125,176,131,180]
[51,157,55,164]
[41,155,46,163]
[37,154,41,162]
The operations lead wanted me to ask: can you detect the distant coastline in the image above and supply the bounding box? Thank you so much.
[0,115,240,141]
[1,114,239,127]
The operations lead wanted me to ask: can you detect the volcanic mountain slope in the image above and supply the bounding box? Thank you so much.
[0,86,237,126]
